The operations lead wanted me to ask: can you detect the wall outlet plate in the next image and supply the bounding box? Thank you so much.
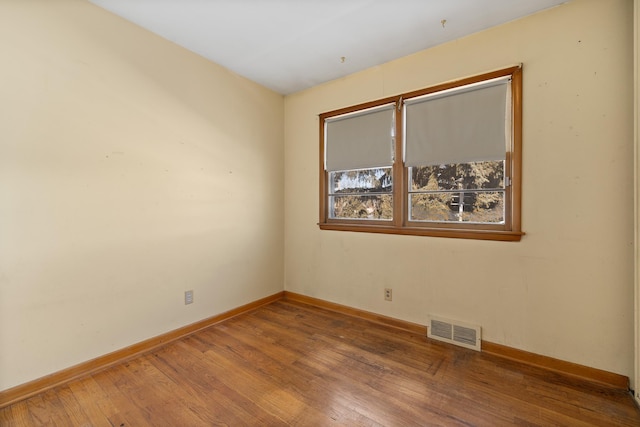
[384,288,392,301]
[185,290,194,305]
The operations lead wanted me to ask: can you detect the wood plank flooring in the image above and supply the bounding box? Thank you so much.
[1,300,639,426]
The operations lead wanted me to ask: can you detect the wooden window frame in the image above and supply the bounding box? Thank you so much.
[319,66,523,242]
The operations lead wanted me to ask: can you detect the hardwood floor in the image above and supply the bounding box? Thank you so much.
[1,300,639,426]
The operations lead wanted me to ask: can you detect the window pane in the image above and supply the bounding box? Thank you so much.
[411,161,504,191]
[410,191,504,223]
[409,193,454,221]
[330,168,392,194]
[330,194,393,220]
[329,167,393,220]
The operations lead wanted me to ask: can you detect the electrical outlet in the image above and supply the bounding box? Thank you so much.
[185,290,194,305]
[384,288,392,301]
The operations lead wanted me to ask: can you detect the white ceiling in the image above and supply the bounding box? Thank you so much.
[88,0,568,95]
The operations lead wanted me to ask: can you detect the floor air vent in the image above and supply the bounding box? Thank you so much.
[427,316,481,351]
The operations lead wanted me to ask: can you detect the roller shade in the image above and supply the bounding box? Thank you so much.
[324,104,395,172]
[404,78,510,167]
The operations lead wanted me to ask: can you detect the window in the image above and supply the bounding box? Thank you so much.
[319,66,523,241]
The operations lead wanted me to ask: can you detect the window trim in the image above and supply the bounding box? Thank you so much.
[318,66,523,242]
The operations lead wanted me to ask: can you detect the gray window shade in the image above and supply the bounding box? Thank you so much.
[325,104,394,172]
[404,78,510,167]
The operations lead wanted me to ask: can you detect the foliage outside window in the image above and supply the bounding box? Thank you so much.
[319,66,523,241]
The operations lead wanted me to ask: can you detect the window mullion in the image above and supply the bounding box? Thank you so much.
[393,97,405,228]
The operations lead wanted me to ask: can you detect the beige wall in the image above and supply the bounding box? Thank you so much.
[285,0,635,379]
[0,0,284,390]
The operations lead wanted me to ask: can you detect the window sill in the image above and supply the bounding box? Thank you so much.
[318,223,524,242]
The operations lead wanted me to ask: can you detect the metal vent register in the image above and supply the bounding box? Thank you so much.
[428,316,481,351]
